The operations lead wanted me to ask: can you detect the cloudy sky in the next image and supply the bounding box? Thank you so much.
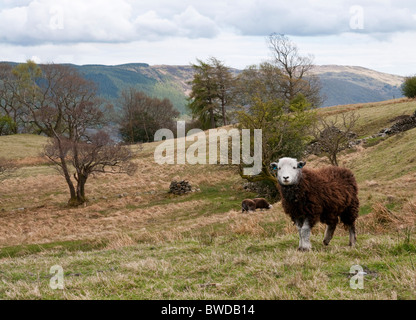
[0,0,415,75]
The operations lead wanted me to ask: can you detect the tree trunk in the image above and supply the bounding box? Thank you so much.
[55,136,77,202]
[209,106,215,129]
[221,96,227,126]
[69,173,87,206]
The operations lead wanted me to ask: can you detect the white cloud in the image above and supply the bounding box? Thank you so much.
[173,6,220,39]
[0,0,136,44]
[1,0,416,76]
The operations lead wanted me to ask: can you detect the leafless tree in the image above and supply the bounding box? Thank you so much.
[268,33,322,107]
[311,112,360,166]
[10,62,139,206]
[118,88,179,143]
[44,131,137,206]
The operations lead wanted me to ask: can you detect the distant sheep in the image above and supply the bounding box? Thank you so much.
[253,198,273,210]
[241,198,273,213]
[242,199,256,213]
[270,157,359,251]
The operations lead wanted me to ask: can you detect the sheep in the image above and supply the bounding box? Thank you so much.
[253,198,273,210]
[241,199,256,213]
[270,157,359,251]
[242,198,273,213]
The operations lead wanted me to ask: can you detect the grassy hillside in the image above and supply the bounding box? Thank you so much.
[0,99,416,299]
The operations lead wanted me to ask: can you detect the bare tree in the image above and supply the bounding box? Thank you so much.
[118,88,179,143]
[44,131,137,206]
[11,62,138,206]
[311,112,360,166]
[268,33,322,107]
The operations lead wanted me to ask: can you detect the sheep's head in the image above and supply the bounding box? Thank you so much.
[270,157,306,186]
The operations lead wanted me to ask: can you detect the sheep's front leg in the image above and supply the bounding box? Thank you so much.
[296,220,312,251]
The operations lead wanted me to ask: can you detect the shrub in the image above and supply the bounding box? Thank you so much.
[0,115,17,135]
[401,76,416,99]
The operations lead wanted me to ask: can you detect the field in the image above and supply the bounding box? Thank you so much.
[0,99,416,299]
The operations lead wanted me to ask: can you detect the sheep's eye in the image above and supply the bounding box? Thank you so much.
[293,167,296,169]
[278,167,281,170]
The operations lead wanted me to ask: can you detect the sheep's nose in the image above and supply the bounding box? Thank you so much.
[283,176,289,181]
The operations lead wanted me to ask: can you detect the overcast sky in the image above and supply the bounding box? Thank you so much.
[0,0,415,76]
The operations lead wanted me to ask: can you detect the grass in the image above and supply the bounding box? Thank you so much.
[318,98,416,137]
[0,99,416,299]
[0,134,48,160]
[0,233,415,299]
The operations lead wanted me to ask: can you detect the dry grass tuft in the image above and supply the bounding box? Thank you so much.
[105,233,137,250]
[358,201,416,234]
[229,214,266,236]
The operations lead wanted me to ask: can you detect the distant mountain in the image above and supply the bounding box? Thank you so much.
[312,65,404,107]
[75,63,404,111]
[71,63,193,114]
[1,62,405,112]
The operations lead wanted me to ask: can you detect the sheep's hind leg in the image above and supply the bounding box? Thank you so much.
[349,224,357,247]
[323,223,337,246]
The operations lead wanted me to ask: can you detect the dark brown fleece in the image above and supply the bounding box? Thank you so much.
[279,166,359,228]
[242,199,256,212]
[253,198,272,209]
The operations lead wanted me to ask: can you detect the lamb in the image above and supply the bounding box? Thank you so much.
[241,198,273,213]
[241,199,256,213]
[253,198,273,210]
[270,157,359,251]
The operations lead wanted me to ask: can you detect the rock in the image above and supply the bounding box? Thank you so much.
[169,180,193,195]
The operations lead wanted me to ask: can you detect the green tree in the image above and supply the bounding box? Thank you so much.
[188,58,234,129]
[0,63,21,134]
[401,75,416,99]
[210,57,235,126]
[0,115,17,135]
[235,94,317,190]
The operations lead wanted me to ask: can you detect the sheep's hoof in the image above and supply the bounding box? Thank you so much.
[297,247,311,252]
[323,240,330,246]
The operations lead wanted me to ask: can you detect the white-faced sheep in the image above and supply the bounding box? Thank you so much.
[241,198,273,213]
[270,157,359,251]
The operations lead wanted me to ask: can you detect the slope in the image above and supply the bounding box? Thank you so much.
[0,99,415,299]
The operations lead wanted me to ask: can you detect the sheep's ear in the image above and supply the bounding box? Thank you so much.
[270,162,278,171]
[297,161,306,168]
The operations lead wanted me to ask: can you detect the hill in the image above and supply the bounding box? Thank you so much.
[313,65,404,107]
[0,98,416,299]
[1,62,405,113]
[75,63,405,110]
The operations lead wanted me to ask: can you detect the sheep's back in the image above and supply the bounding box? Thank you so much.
[280,166,358,224]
